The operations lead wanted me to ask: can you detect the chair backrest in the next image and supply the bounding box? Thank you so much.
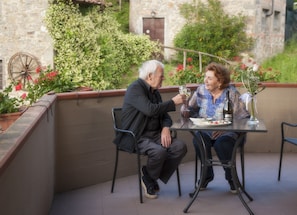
[112,107,123,131]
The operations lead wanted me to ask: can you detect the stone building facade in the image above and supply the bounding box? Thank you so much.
[129,0,286,62]
[0,0,287,89]
[0,0,53,90]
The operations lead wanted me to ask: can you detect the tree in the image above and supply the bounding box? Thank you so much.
[174,0,254,64]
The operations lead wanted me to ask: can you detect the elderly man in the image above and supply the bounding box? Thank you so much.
[114,60,187,199]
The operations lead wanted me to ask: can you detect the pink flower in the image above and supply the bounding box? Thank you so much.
[21,93,27,99]
[36,66,41,73]
[168,71,174,77]
[233,56,241,62]
[27,75,33,81]
[240,64,247,70]
[187,65,193,70]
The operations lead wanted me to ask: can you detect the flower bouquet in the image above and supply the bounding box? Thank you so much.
[233,56,269,124]
[240,63,265,124]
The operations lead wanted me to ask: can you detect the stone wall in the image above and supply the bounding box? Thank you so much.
[130,0,286,62]
[222,0,286,63]
[129,0,189,60]
[0,0,53,89]
[0,0,288,88]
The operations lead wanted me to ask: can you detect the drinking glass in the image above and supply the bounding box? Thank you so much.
[179,86,191,118]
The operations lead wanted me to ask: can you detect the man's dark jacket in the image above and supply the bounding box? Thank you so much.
[113,78,176,152]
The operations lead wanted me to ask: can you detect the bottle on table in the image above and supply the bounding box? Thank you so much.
[223,90,233,122]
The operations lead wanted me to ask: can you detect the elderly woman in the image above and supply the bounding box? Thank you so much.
[184,62,250,194]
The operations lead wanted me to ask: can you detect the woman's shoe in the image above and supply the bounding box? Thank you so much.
[189,176,214,197]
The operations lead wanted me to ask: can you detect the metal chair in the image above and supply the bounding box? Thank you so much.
[278,122,297,181]
[110,107,181,203]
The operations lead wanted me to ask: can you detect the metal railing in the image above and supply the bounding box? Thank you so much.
[162,45,232,73]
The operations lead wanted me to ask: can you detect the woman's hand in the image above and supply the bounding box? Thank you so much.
[211,131,225,139]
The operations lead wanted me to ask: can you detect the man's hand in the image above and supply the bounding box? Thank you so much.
[161,127,172,148]
[172,94,186,105]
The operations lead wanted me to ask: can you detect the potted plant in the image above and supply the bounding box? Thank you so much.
[25,66,77,105]
[0,84,27,131]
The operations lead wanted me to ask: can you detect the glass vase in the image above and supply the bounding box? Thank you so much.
[248,95,259,124]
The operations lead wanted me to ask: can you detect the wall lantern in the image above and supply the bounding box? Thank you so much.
[151,10,156,18]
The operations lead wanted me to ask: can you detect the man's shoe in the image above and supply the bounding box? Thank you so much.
[153,180,160,193]
[141,176,158,199]
[142,166,159,192]
[228,180,237,194]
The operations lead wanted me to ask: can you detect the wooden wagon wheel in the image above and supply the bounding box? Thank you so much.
[7,52,41,89]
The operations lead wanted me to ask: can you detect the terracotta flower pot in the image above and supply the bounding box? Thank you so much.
[0,108,26,132]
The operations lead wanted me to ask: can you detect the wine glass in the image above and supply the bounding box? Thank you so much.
[179,86,191,118]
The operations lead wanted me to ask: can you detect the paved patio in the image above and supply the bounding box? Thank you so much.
[49,153,297,215]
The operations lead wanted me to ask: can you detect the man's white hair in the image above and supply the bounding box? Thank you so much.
[138,60,164,80]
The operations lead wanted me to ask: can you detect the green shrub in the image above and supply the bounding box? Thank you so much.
[173,0,254,69]
[45,0,160,90]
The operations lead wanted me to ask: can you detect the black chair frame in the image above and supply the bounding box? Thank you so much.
[110,107,181,203]
[278,122,297,181]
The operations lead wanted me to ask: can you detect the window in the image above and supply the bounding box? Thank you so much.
[273,11,281,32]
[262,9,270,32]
[0,59,3,89]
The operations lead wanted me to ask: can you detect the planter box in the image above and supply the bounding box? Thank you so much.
[0,111,23,132]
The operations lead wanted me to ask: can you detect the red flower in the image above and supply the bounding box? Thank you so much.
[176,64,184,72]
[15,83,22,91]
[45,71,58,80]
[186,57,193,63]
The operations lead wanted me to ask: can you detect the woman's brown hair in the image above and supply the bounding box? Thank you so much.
[205,62,230,89]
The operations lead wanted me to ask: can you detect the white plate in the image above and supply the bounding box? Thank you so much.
[191,119,232,127]
[189,118,205,123]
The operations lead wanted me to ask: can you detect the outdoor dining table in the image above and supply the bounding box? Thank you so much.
[170,117,267,215]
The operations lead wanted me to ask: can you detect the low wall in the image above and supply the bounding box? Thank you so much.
[0,84,297,214]
[0,96,56,215]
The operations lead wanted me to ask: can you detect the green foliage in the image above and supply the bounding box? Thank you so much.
[107,0,130,33]
[261,36,297,83]
[0,85,25,114]
[45,0,160,90]
[174,0,254,65]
